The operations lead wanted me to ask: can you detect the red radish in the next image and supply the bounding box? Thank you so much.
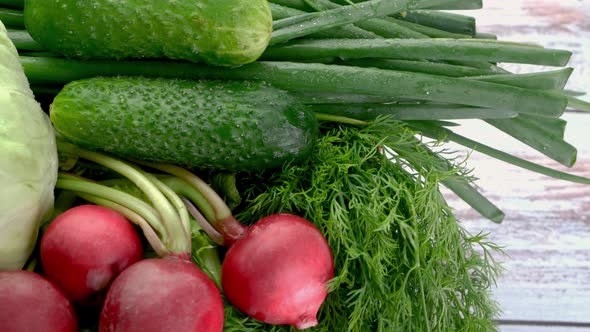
[40,204,143,305]
[54,151,329,331]
[51,151,225,332]
[0,270,78,332]
[99,257,224,332]
[146,164,335,329]
[221,214,334,329]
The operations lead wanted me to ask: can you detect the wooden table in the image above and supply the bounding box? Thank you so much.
[446,1,590,330]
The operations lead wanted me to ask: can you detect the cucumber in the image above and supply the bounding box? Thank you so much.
[23,0,272,66]
[50,77,319,172]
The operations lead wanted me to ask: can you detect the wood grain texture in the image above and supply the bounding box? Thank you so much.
[445,114,590,328]
[501,327,590,332]
[445,113,590,331]
[443,2,590,329]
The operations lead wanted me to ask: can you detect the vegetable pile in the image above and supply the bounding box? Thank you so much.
[1,0,590,331]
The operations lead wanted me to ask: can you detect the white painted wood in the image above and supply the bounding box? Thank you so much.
[439,2,590,327]
[500,327,590,332]
[444,114,590,325]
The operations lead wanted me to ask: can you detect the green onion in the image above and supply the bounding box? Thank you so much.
[468,68,573,90]
[0,0,23,9]
[517,114,567,138]
[424,0,482,10]
[329,0,483,10]
[442,177,504,223]
[410,121,590,185]
[270,2,381,39]
[0,8,24,28]
[297,0,430,39]
[310,103,517,120]
[486,116,577,167]
[270,2,302,19]
[399,134,504,223]
[563,89,586,97]
[278,0,497,74]
[262,38,572,66]
[275,0,472,39]
[475,32,498,40]
[20,56,568,117]
[269,0,312,11]
[341,59,503,77]
[387,17,472,38]
[396,10,476,36]
[296,92,403,104]
[446,59,510,73]
[270,0,455,44]
[6,29,43,51]
[569,96,590,112]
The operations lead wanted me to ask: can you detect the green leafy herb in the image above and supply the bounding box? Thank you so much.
[226,117,503,331]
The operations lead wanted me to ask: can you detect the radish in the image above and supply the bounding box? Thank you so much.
[221,214,334,329]
[54,144,332,330]
[53,144,225,332]
[100,257,224,332]
[0,270,78,332]
[40,204,143,305]
[152,165,335,329]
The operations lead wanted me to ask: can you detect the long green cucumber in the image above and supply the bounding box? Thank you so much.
[50,77,318,171]
[23,0,272,66]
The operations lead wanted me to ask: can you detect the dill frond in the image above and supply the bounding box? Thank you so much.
[227,117,504,332]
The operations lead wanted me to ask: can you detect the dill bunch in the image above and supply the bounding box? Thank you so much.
[226,117,503,331]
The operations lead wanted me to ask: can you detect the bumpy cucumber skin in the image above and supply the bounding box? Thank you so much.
[24,0,272,66]
[50,77,318,171]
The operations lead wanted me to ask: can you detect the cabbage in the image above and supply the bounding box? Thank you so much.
[0,21,58,270]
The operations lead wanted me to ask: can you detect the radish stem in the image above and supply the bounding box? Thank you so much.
[182,198,225,246]
[55,176,166,239]
[136,161,247,243]
[57,141,189,254]
[142,173,191,247]
[75,192,169,257]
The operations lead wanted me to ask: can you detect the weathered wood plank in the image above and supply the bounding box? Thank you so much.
[440,1,590,326]
[500,326,590,332]
[443,112,590,325]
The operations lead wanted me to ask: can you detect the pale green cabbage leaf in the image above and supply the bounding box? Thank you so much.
[0,20,58,270]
